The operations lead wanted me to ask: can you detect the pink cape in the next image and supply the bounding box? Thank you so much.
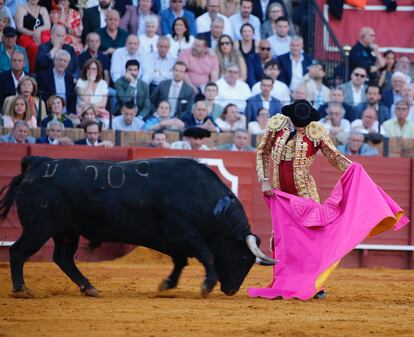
[248,163,409,300]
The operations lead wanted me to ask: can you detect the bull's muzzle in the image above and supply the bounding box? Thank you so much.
[245,235,275,265]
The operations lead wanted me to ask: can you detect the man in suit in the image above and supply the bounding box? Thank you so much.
[159,0,196,36]
[245,76,282,122]
[354,85,390,124]
[252,0,287,23]
[181,100,219,132]
[339,67,368,107]
[36,24,79,77]
[36,120,73,145]
[381,71,407,109]
[318,87,356,123]
[151,61,195,119]
[277,35,313,90]
[37,49,76,115]
[0,121,35,144]
[197,17,225,49]
[82,0,113,44]
[0,50,26,113]
[114,59,151,119]
[217,129,255,151]
[74,121,114,147]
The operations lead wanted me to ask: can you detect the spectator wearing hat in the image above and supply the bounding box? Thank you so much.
[0,26,29,73]
[170,126,211,150]
[112,101,145,131]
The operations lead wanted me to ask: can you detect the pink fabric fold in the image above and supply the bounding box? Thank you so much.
[248,163,409,300]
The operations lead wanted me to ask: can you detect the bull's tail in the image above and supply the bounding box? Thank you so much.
[0,174,24,221]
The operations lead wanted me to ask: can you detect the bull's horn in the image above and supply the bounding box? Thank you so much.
[246,235,275,264]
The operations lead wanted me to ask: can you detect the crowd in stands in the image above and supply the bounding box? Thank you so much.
[0,0,413,157]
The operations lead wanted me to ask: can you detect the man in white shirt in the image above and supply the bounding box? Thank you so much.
[216,63,252,113]
[141,36,176,92]
[351,107,385,135]
[267,16,291,57]
[112,102,145,131]
[196,0,232,36]
[229,0,261,41]
[110,34,143,83]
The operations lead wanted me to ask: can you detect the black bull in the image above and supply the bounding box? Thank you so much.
[0,156,274,298]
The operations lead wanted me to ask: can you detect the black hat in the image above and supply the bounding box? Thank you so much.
[3,26,17,37]
[281,100,320,128]
[183,127,211,139]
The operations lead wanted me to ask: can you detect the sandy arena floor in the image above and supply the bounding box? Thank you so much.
[0,248,413,337]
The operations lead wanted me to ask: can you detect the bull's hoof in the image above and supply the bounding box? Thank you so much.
[80,286,99,297]
[201,279,217,298]
[158,278,176,291]
[12,286,34,299]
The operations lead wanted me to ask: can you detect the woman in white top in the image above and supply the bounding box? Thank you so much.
[167,17,194,58]
[248,107,269,135]
[139,15,159,56]
[76,59,109,129]
[215,103,246,132]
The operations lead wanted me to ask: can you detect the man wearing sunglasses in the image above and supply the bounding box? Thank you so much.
[339,67,368,107]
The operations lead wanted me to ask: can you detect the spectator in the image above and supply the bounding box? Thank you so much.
[217,128,254,151]
[150,60,195,118]
[76,59,109,128]
[204,82,223,120]
[248,107,269,135]
[112,101,145,131]
[78,32,111,85]
[167,17,194,58]
[36,49,77,115]
[257,39,272,69]
[139,15,159,56]
[144,100,184,130]
[318,87,356,122]
[320,103,351,140]
[178,35,219,94]
[351,107,385,135]
[50,0,84,55]
[197,16,224,49]
[214,103,246,132]
[0,120,35,143]
[394,56,412,84]
[229,0,261,41]
[74,120,114,147]
[0,10,11,43]
[82,0,112,43]
[261,2,285,39]
[114,59,151,119]
[396,83,414,121]
[251,60,290,105]
[215,63,252,113]
[148,129,170,148]
[245,75,281,122]
[337,130,379,156]
[0,0,15,29]
[41,95,73,128]
[252,0,288,23]
[0,26,29,73]
[304,61,330,109]
[291,83,307,101]
[182,100,218,132]
[339,67,368,107]
[381,71,407,109]
[110,34,142,83]
[349,27,385,83]
[277,35,313,90]
[35,24,78,76]
[185,0,208,17]
[170,126,211,150]
[36,120,73,145]
[78,105,102,129]
[0,50,26,112]
[196,0,232,36]
[159,0,196,36]
[98,9,129,57]
[3,76,47,121]
[215,34,247,81]
[2,95,36,128]
[266,16,290,57]
[383,100,414,138]
[219,0,239,17]
[378,50,396,91]
[354,85,390,124]
[141,36,176,93]
[15,0,51,72]
[120,0,161,35]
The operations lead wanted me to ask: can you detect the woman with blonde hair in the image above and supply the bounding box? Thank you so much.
[2,95,36,128]
[3,76,47,121]
[41,95,73,128]
[215,34,246,81]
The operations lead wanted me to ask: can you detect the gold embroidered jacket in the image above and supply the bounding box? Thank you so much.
[257,114,352,202]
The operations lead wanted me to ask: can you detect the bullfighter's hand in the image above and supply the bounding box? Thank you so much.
[261,180,273,197]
